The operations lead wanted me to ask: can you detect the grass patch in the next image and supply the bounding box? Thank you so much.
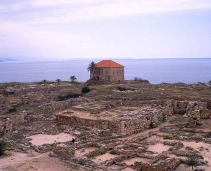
[109,150,117,155]
[163,135,170,140]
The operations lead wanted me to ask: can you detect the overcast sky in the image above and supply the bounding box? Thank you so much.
[1,0,211,61]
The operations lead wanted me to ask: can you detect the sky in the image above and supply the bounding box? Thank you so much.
[0,0,211,61]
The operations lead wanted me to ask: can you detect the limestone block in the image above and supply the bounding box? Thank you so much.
[200,109,211,119]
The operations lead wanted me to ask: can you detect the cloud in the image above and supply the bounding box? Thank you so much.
[0,0,211,59]
[1,0,211,26]
[1,0,211,23]
[0,20,87,60]
[72,0,211,20]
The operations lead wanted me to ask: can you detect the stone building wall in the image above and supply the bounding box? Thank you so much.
[107,67,124,82]
[173,101,189,114]
[93,67,124,82]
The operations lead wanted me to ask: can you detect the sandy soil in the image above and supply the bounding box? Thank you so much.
[123,157,150,165]
[75,147,96,158]
[147,143,171,154]
[2,116,211,171]
[121,167,136,171]
[92,153,116,163]
[108,164,122,170]
[0,133,78,171]
[0,151,70,171]
[174,140,211,171]
[28,133,75,146]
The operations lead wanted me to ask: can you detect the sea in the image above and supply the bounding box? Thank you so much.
[0,58,211,84]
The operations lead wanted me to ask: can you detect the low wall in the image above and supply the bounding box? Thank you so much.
[133,158,180,171]
[201,109,211,119]
[56,112,165,135]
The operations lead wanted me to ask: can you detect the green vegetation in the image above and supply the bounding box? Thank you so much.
[87,61,97,78]
[0,140,7,156]
[149,121,155,129]
[163,135,170,140]
[12,132,24,140]
[184,156,199,170]
[57,92,81,101]
[88,84,116,96]
[8,105,17,113]
[134,77,149,83]
[146,116,150,120]
[117,86,135,91]
[161,114,166,122]
[81,86,91,94]
[70,76,77,83]
[42,79,48,86]
[100,150,106,155]
[117,86,127,91]
[71,165,79,170]
[109,150,117,155]
[56,78,61,85]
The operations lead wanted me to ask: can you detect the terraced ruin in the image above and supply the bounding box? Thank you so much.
[0,81,211,171]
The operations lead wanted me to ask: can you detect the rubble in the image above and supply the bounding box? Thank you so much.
[0,81,211,170]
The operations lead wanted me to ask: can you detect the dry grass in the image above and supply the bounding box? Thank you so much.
[86,82,211,101]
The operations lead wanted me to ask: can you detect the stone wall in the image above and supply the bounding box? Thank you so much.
[173,101,189,114]
[0,97,9,114]
[35,97,89,115]
[200,109,211,119]
[164,100,209,117]
[0,113,26,133]
[93,66,124,82]
[163,100,174,115]
[9,84,74,96]
[132,158,180,171]
[202,138,211,144]
[207,100,211,110]
[56,109,165,136]
[52,146,75,160]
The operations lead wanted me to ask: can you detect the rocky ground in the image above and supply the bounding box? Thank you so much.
[0,80,211,171]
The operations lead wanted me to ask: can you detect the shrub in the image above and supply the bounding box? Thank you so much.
[70,76,77,83]
[57,92,81,101]
[163,135,170,140]
[161,114,166,122]
[146,116,150,120]
[0,140,7,156]
[149,121,155,129]
[100,151,106,155]
[109,150,117,155]
[134,77,149,83]
[8,106,17,113]
[117,86,127,91]
[184,156,199,170]
[81,86,90,94]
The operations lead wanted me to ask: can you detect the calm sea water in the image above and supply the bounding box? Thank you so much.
[0,58,210,84]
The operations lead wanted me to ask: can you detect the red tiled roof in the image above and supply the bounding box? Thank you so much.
[96,60,124,68]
